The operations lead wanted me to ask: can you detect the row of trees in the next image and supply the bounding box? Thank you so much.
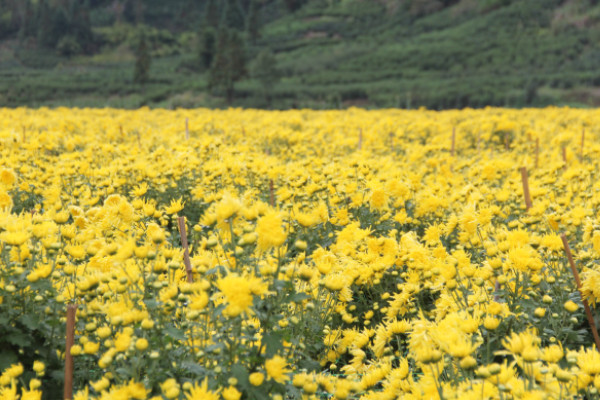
[2,0,287,103]
[135,0,280,104]
[200,0,271,104]
[8,0,95,56]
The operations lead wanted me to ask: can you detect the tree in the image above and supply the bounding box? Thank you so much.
[283,0,307,12]
[246,0,261,42]
[133,33,151,84]
[209,29,247,104]
[197,27,217,71]
[221,0,245,30]
[204,0,219,28]
[66,0,94,53]
[124,0,143,24]
[17,0,36,42]
[35,0,55,48]
[251,50,280,105]
[33,0,94,54]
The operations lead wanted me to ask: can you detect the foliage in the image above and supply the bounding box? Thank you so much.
[251,50,280,105]
[209,29,247,104]
[2,1,600,107]
[133,34,151,84]
[246,0,262,42]
[221,0,246,31]
[197,28,217,71]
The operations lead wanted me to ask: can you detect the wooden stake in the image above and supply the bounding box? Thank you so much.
[535,137,539,169]
[504,133,510,151]
[269,180,275,207]
[177,216,194,283]
[493,280,501,301]
[560,234,600,352]
[581,127,585,161]
[185,118,189,140]
[451,126,456,157]
[358,128,363,150]
[64,304,77,400]
[562,146,567,169]
[520,167,532,210]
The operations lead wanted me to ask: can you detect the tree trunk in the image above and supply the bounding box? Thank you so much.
[226,85,234,105]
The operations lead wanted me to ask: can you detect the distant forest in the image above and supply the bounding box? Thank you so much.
[1,0,600,109]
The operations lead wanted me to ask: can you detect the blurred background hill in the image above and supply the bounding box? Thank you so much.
[1,0,600,109]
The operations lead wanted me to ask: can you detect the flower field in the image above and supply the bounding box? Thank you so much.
[2,107,600,400]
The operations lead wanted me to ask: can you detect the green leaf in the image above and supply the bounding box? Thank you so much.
[116,367,131,378]
[0,350,18,371]
[289,292,311,302]
[144,299,159,309]
[19,314,40,331]
[164,325,186,341]
[5,333,32,347]
[298,358,320,372]
[231,364,249,385]
[262,332,283,358]
[181,362,206,375]
[231,364,265,400]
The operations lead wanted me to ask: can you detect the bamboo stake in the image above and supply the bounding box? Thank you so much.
[177,216,194,283]
[560,234,600,352]
[520,167,532,210]
[269,179,275,207]
[64,304,77,400]
[358,128,363,150]
[581,127,585,161]
[535,137,539,169]
[185,118,189,140]
[451,126,456,157]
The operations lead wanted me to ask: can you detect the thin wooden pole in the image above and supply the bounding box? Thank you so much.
[358,128,363,150]
[451,126,456,157]
[520,167,532,210]
[561,234,600,352]
[581,127,585,161]
[185,118,189,140]
[177,216,194,283]
[562,146,567,169]
[64,304,77,400]
[535,137,539,169]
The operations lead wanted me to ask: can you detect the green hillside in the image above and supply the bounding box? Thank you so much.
[1,0,600,109]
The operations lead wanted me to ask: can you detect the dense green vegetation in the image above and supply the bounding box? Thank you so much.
[1,0,600,109]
